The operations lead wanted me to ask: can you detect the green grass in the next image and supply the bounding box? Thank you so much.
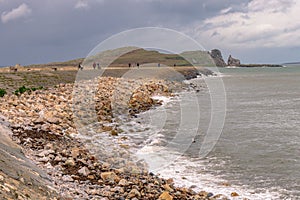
[0,88,6,97]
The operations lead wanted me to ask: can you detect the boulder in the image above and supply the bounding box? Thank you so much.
[209,49,226,67]
[227,55,241,66]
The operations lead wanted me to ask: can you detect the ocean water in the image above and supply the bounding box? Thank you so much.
[77,65,300,199]
[117,66,300,199]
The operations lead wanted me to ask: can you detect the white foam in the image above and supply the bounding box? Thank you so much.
[156,155,283,200]
[152,95,172,105]
[226,66,240,68]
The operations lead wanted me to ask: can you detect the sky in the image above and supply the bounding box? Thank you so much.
[1,0,300,66]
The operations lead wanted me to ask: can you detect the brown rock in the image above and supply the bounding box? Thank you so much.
[110,129,118,136]
[231,192,239,197]
[163,184,174,192]
[64,158,76,167]
[159,191,173,200]
[71,147,81,158]
[118,179,128,186]
[100,172,120,182]
[127,188,141,199]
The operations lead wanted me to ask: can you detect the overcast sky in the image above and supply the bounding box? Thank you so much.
[1,0,300,66]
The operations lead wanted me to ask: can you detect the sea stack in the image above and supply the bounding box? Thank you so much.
[227,55,241,66]
[209,49,227,67]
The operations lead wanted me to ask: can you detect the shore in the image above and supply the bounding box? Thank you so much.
[0,67,235,199]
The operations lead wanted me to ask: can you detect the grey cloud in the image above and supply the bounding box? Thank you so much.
[0,0,298,65]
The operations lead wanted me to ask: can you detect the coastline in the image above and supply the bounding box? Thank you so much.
[0,67,236,199]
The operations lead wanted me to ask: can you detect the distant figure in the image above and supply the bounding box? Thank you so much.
[93,62,96,70]
[128,63,131,68]
[97,63,100,69]
[173,64,176,67]
[137,63,140,68]
[158,63,160,67]
[78,63,83,70]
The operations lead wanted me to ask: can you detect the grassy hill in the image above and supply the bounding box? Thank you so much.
[23,47,215,69]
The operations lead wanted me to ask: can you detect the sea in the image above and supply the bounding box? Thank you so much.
[78,65,300,199]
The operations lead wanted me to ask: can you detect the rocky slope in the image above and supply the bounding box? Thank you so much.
[0,115,60,199]
[0,77,232,199]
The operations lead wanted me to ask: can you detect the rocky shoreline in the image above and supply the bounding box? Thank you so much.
[0,75,233,199]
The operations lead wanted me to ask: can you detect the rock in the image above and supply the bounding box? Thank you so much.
[0,174,4,181]
[110,129,118,136]
[127,188,141,199]
[163,184,174,192]
[214,194,229,200]
[118,179,128,186]
[37,156,49,163]
[62,175,74,182]
[207,192,214,198]
[198,191,208,197]
[44,111,60,124]
[227,55,241,66]
[100,172,119,182]
[78,166,90,176]
[111,186,124,194]
[87,175,95,180]
[102,162,110,170]
[37,149,54,157]
[71,147,81,158]
[159,191,173,200]
[209,49,226,67]
[54,155,62,162]
[231,192,239,197]
[65,158,76,166]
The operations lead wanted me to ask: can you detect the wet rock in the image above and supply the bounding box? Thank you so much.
[214,194,229,200]
[231,192,239,197]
